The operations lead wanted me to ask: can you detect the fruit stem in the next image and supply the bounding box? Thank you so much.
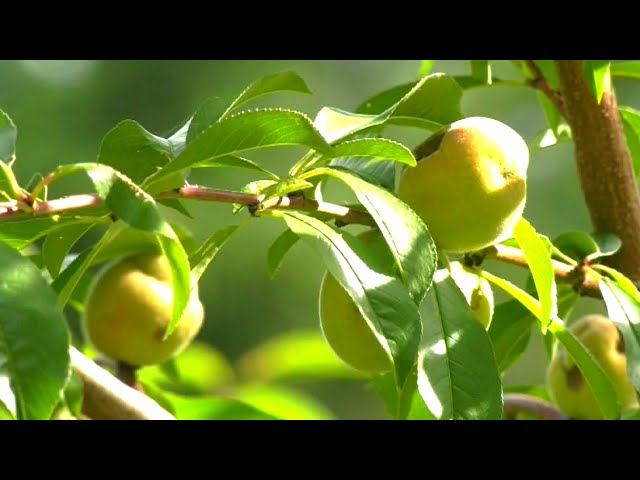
[116,361,144,393]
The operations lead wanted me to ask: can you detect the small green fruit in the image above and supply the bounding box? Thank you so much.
[84,252,205,367]
[449,261,494,329]
[547,314,639,420]
[397,116,529,253]
[318,230,394,374]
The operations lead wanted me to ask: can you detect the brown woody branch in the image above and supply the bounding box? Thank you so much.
[555,60,640,286]
[475,244,602,298]
[70,347,174,420]
[0,186,374,227]
[503,393,568,420]
[524,60,567,117]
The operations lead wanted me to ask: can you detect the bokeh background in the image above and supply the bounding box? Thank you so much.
[2,60,639,419]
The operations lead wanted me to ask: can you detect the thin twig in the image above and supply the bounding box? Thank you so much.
[504,393,568,420]
[0,185,375,227]
[524,60,567,118]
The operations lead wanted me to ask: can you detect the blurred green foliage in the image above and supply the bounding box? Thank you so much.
[2,60,640,419]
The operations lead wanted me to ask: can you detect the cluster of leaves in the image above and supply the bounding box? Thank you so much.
[1,61,640,420]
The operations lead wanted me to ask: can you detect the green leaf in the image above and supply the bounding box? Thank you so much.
[0,110,17,163]
[0,241,70,419]
[372,368,434,420]
[186,71,312,145]
[489,283,578,372]
[379,73,463,129]
[266,228,299,279]
[305,167,437,305]
[235,330,362,382]
[140,383,279,420]
[619,106,640,178]
[329,138,416,166]
[314,107,379,143]
[552,230,621,263]
[186,97,229,144]
[548,319,621,420]
[471,60,491,84]
[584,60,611,104]
[537,92,564,139]
[593,264,640,303]
[488,299,535,372]
[62,370,83,418]
[531,61,560,89]
[157,198,193,218]
[52,221,126,309]
[282,211,422,387]
[138,341,234,395]
[97,120,174,186]
[513,218,557,330]
[260,177,314,201]
[553,230,600,261]
[0,216,108,251]
[419,60,435,78]
[354,73,463,132]
[481,269,543,320]
[194,155,279,180]
[189,225,240,283]
[42,221,97,278]
[224,70,312,116]
[418,269,503,420]
[355,84,413,115]
[330,157,396,192]
[0,399,14,419]
[590,233,622,260]
[152,109,332,181]
[600,278,640,393]
[611,61,640,80]
[93,221,198,263]
[231,384,335,420]
[530,125,572,151]
[0,160,23,201]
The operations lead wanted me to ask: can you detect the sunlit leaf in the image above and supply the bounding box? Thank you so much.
[282,211,421,386]
[418,269,503,420]
[0,241,70,419]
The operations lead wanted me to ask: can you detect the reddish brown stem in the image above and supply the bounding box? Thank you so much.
[524,60,567,117]
[555,60,640,286]
[504,393,568,420]
[476,244,601,298]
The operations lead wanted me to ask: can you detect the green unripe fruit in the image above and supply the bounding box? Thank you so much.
[547,314,639,420]
[397,116,529,253]
[84,252,205,367]
[449,261,494,329]
[318,230,394,374]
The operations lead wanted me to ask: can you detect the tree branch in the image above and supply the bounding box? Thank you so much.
[503,393,568,420]
[0,186,375,227]
[469,244,602,298]
[555,60,640,285]
[70,347,174,420]
[524,60,567,117]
